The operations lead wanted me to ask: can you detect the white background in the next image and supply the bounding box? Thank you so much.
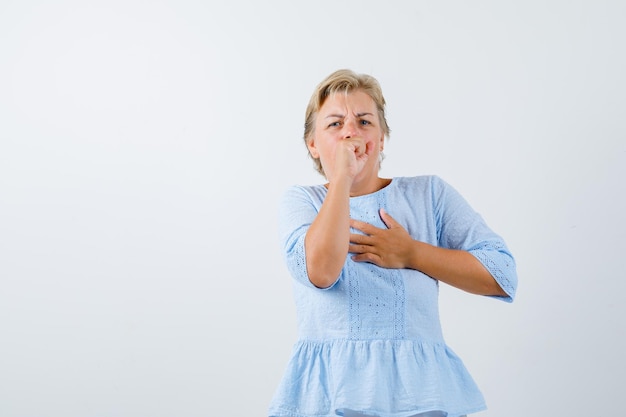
[1,1,624,416]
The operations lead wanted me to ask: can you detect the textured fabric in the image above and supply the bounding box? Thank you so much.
[341,411,464,417]
[268,176,517,417]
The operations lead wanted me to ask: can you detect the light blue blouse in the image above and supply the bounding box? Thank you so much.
[268,176,517,417]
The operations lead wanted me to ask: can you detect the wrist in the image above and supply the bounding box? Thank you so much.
[327,172,354,192]
[406,240,427,271]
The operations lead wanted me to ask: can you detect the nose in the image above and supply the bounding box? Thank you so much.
[342,118,358,138]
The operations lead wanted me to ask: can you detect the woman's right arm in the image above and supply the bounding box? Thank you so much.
[304,175,352,288]
[303,133,373,288]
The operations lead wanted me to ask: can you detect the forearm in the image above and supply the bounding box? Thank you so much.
[408,241,507,296]
[304,178,352,288]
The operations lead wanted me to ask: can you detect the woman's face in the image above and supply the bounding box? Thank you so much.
[308,89,385,184]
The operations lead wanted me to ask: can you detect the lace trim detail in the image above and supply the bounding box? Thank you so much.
[471,241,517,300]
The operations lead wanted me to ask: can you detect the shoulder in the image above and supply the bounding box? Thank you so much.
[392,175,450,193]
[280,183,327,209]
[282,183,326,199]
[391,176,466,211]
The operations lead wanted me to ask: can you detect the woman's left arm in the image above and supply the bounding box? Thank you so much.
[350,209,508,297]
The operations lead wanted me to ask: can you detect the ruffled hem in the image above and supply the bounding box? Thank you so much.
[268,339,485,417]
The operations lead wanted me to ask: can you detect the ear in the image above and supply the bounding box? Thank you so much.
[379,134,385,151]
[307,136,320,158]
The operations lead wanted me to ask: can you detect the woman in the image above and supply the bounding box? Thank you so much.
[269,69,517,417]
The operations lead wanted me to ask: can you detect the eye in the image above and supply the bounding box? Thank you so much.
[328,121,341,128]
[360,119,371,126]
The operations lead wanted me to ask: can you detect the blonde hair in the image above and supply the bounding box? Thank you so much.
[303,69,391,176]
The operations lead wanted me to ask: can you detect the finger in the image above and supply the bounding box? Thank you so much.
[355,145,369,161]
[379,208,401,229]
[349,241,380,257]
[351,252,381,265]
[350,219,380,235]
[348,243,369,254]
[353,138,371,159]
[344,137,365,155]
[349,233,373,245]
[357,138,367,155]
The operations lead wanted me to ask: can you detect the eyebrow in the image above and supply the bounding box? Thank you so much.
[324,112,374,119]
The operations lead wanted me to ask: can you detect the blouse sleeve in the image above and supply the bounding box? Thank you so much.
[431,176,518,302]
[278,186,338,289]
